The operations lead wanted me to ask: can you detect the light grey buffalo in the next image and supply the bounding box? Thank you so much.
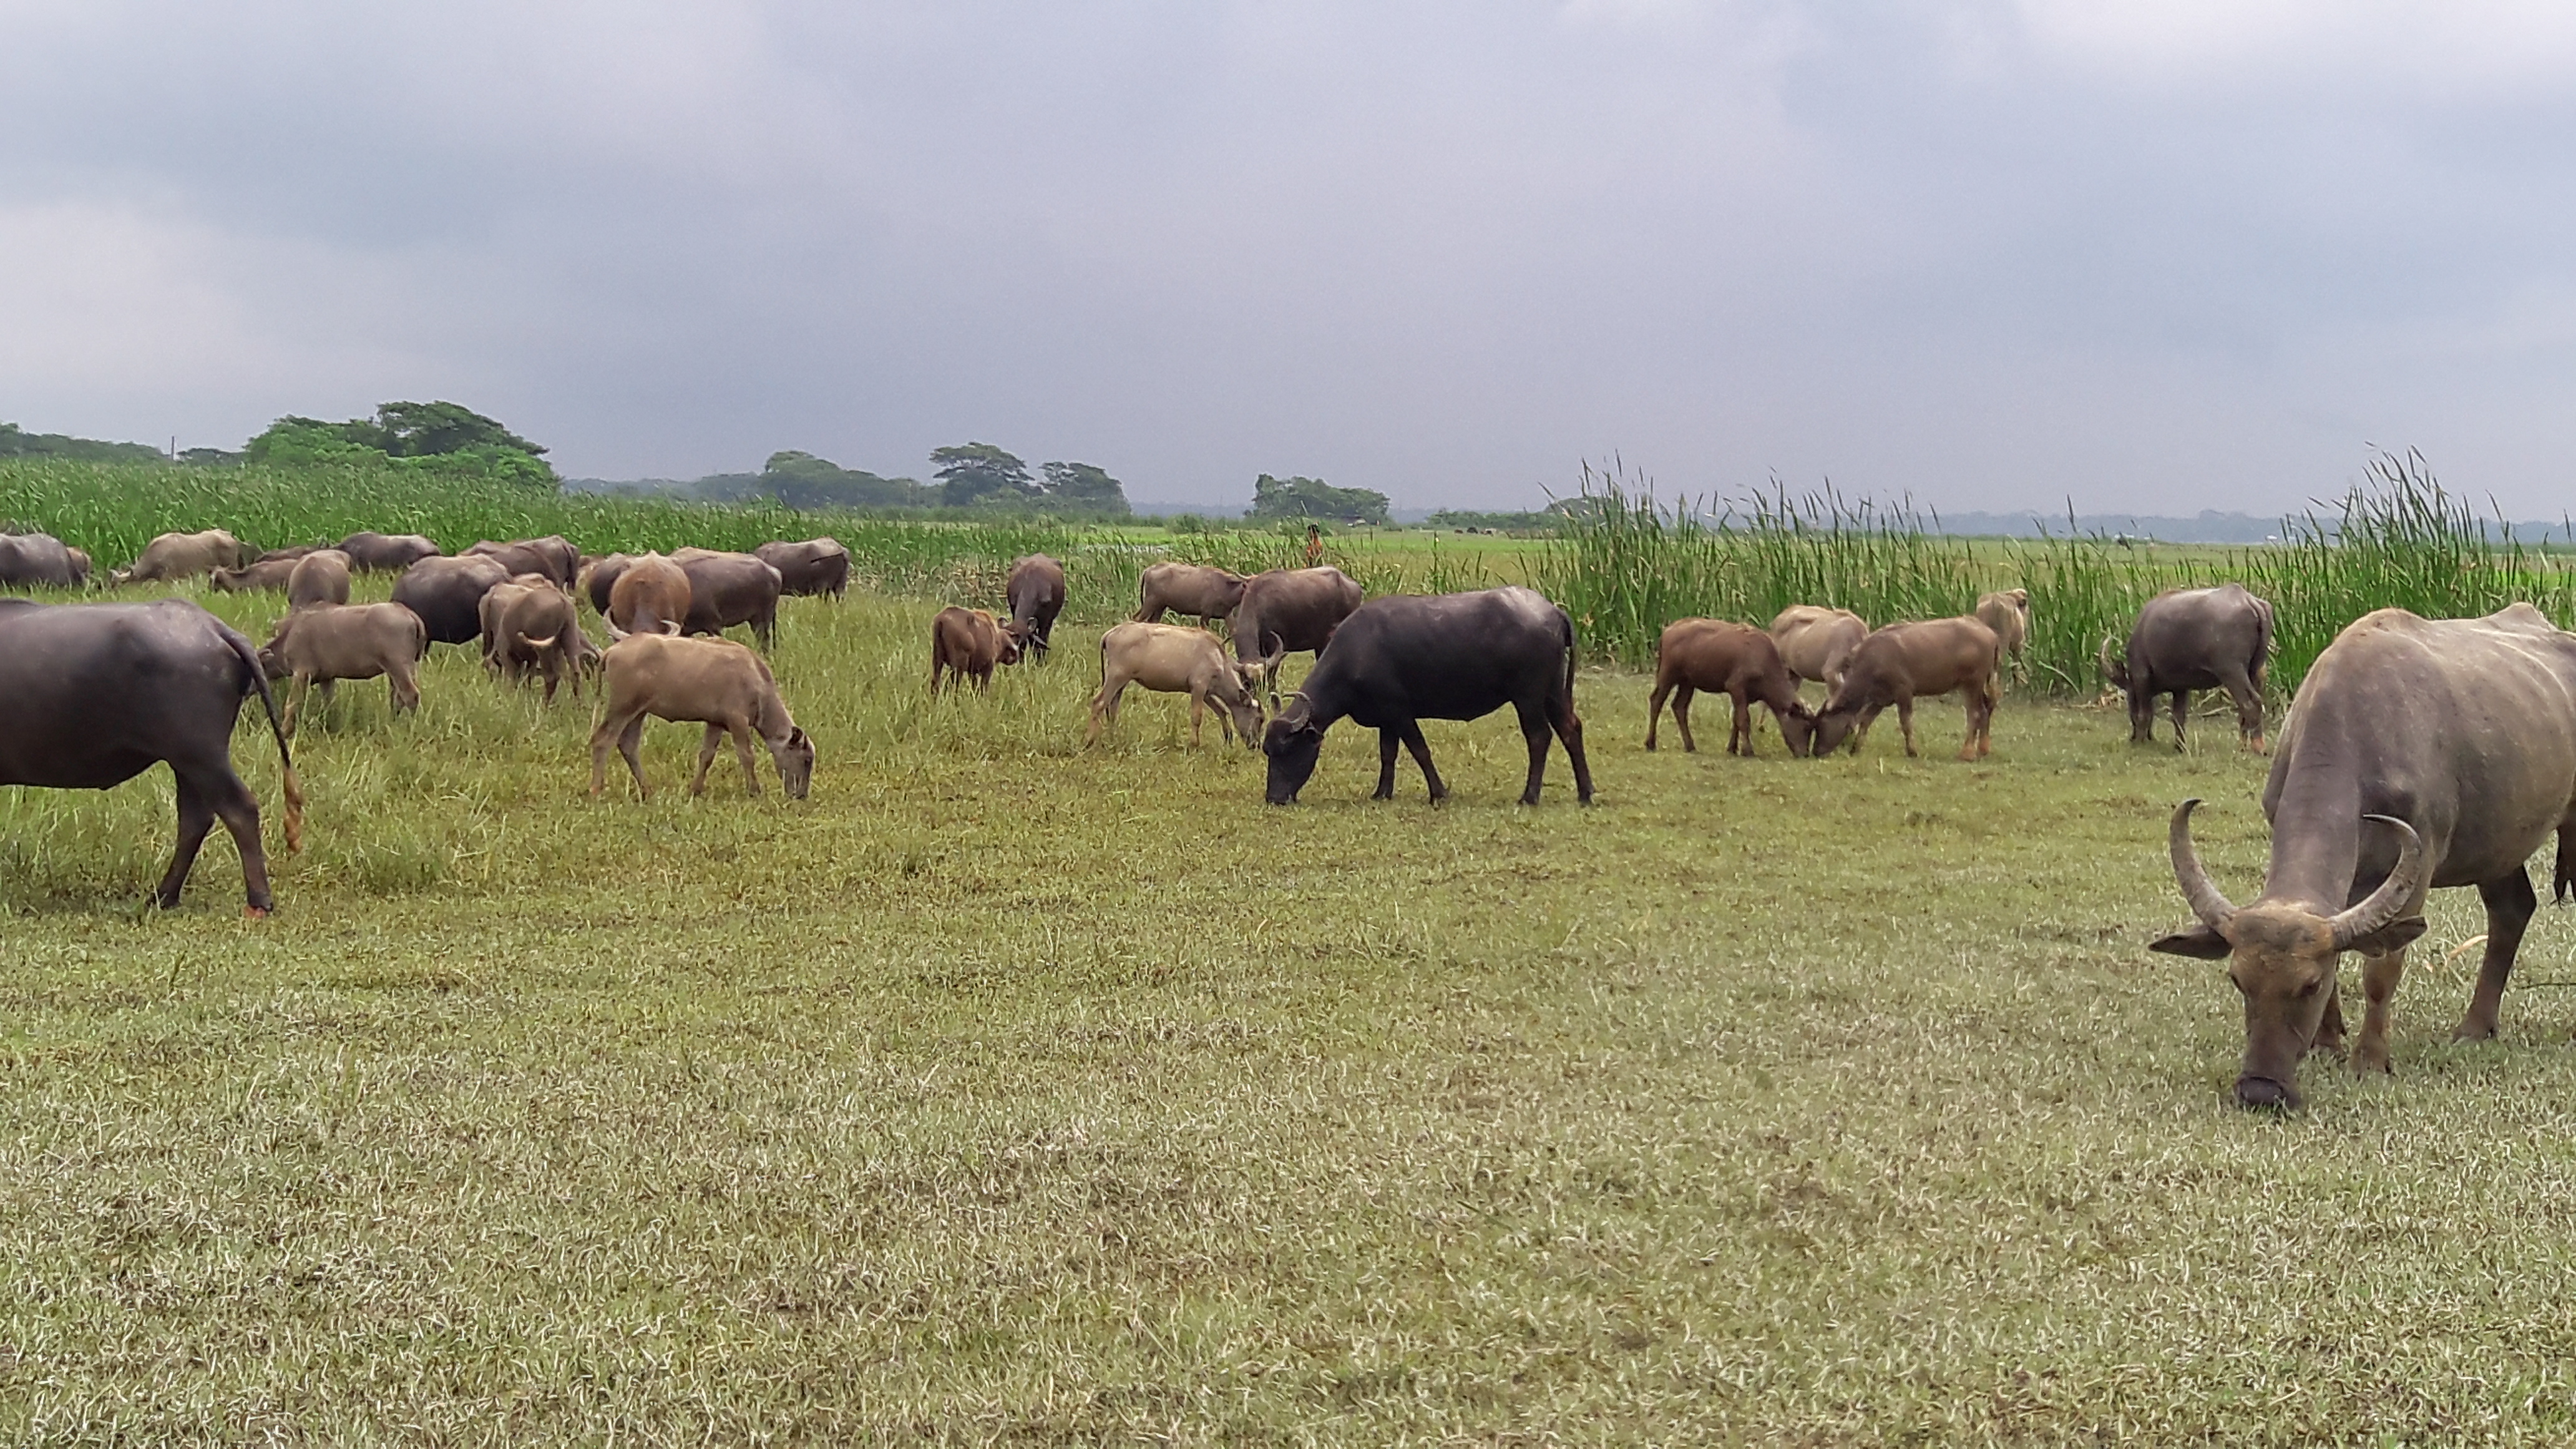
[286,549,353,610]
[1133,562,1246,628]
[2109,583,2274,753]
[258,602,429,734]
[112,529,242,585]
[1086,623,1274,749]
[1769,605,1868,691]
[2153,604,2576,1109]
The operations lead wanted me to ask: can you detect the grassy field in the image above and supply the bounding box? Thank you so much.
[8,578,2576,1442]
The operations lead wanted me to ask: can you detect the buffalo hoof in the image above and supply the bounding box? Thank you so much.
[2452,1019,2499,1043]
[243,905,270,920]
[2349,1043,2393,1076]
[2233,1076,2300,1110]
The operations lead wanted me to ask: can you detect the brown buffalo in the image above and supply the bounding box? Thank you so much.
[465,535,578,586]
[1975,588,2031,677]
[336,532,442,572]
[674,550,783,649]
[1006,554,1067,659]
[2110,583,2274,752]
[0,532,89,588]
[607,554,691,637]
[497,584,588,703]
[250,544,324,567]
[580,553,631,613]
[113,529,242,585]
[1087,623,1272,749]
[1769,605,1868,691]
[257,601,428,734]
[1134,562,1247,627]
[286,550,353,609]
[393,555,511,646]
[590,633,813,800]
[757,538,850,598]
[929,606,1022,694]
[1644,618,1816,758]
[1812,617,2001,761]
[1230,566,1362,698]
[210,556,302,592]
[476,575,558,676]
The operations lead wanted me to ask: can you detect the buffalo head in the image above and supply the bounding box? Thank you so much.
[773,726,816,801]
[1808,706,1862,756]
[1262,698,1325,804]
[1777,703,1818,758]
[2150,799,2429,1109]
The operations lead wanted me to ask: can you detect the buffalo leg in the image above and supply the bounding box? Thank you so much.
[1516,705,1554,804]
[1896,697,1918,758]
[2313,979,2348,1058]
[731,721,763,796]
[390,661,420,715]
[282,675,311,739]
[1644,677,1675,751]
[155,774,218,910]
[1374,729,1401,799]
[1400,721,1448,803]
[2459,867,2536,1042]
[1727,686,1752,756]
[1083,681,1125,746]
[2218,666,2265,753]
[207,768,271,914]
[2127,685,2156,745]
[1188,688,1206,748]
[754,611,775,652]
[1550,695,1594,803]
[2351,947,2410,1075]
[691,724,726,795]
[2169,690,2190,752]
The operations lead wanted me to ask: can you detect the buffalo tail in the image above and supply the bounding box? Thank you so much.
[223,625,306,854]
[2557,829,2574,906]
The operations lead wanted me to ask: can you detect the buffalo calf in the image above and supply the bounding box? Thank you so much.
[929,606,1022,693]
[1812,617,2001,761]
[1645,618,1815,758]
[1088,623,1271,749]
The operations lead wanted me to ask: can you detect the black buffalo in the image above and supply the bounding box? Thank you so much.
[392,555,512,646]
[0,598,303,912]
[2110,583,2275,752]
[1262,587,1594,806]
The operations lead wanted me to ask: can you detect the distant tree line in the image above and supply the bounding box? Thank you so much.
[0,422,167,465]
[646,443,1134,517]
[245,402,557,487]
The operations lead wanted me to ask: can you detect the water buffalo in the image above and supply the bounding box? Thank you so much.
[1263,587,1593,806]
[2152,605,2576,1110]
[0,598,303,912]
[258,601,427,733]
[1003,554,1068,660]
[758,538,850,598]
[336,532,442,572]
[0,532,89,588]
[476,575,557,675]
[465,535,578,586]
[1134,562,1246,627]
[580,553,632,613]
[1769,605,1868,691]
[606,554,690,637]
[1644,618,1815,758]
[1975,588,2031,678]
[590,633,813,800]
[112,529,242,585]
[211,556,302,593]
[497,584,588,703]
[1087,623,1273,749]
[1812,617,2001,761]
[286,549,353,610]
[673,550,783,650]
[2109,583,2274,753]
[392,554,511,646]
[929,606,1022,693]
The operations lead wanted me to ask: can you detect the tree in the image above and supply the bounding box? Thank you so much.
[1039,461,1131,516]
[930,442,1037,507]
[758,451,936,509]
[1250,473,1390,526]
[242,401,557,486]
[350,401,547,459]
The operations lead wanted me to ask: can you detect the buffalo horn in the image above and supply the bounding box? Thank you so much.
[2326,815,2426,951]
[2169,798,2240,933]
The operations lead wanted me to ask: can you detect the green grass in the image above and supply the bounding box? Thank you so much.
[7,577,2576,1440]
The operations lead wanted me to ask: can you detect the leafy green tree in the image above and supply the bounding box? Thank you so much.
[759,451,937,509]
[930,442,1038,507]
[1039,461,1131,516]
[348,401,547,459]
[0,422,167,464]
[243,401,557,487]
[1250,474,1390,526]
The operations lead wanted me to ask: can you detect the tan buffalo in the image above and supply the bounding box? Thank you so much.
[210,556,302,592]
[256,601,428,734]
[477,575,555,675]
[1086,623,1274,749]
[336,532,442,572]
[115,529,242,585]
[1644,618,1815,757]
[590,633,813,800]
[1975,588,2031,680]
[465,535,578,586]
[930,606,1022,694]
[606,554,690,637]
[1134,562,1247,627]
[1769,605,1868,691]
[286,549,353,609]
[1812,617,2001,761]
[497,584,588,703]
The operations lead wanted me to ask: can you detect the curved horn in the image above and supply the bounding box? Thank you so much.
[1262,632,1286,673]
[2327,815,2426,950]
[2169,798,2240,933]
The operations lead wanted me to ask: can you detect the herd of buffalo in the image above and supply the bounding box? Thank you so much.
[4,520,2562,1108]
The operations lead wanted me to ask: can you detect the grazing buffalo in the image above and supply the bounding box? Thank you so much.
[465,535,578,586]
[258,602,428,733]
[497,584,588,703]
[2152,605,2576,1110]
[476,575,556,675]
[0,598,303,912]
[0,532,89,588]
[113,529,242,585]
[1769,605,1868,691]
[392,554,511,646]
[211,556,302,593]
[929,607,1022,693]
[1644,618,1815,758]
[337,532,442,572]
[1006,554,1067,660]
[757,538,850,598]
[606,554,690,637]
[591,633,813,800]
[1087,623,1274,749]
[1134,562,1247,627]
[250,544,323,566]
[1262,587,1593,806]
[673,549,783,650]
[286,549,353,610]
[2109,583,2274,753]
[1231,566,1363,696]
[1812,617,2001,761]
[1975,588,2031,678]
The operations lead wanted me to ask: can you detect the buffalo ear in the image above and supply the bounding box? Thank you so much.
[2342,915,2429,958]
[2149,923,2233,959]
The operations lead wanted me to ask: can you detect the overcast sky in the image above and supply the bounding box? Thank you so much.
[4,1,2573,514]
